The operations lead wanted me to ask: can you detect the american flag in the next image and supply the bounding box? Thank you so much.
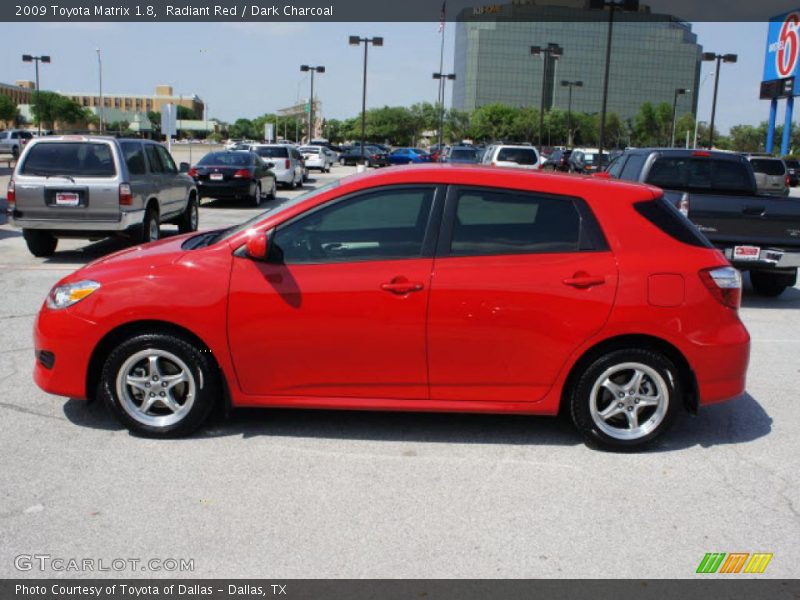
[438,1,446,33]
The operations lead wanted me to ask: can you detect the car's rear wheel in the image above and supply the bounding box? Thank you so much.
[570,349,680,451]
[23,229,58,257]
[340,157,346,166]
[100,333,219,437]
[12,145,20,159]
[177,196,199,233]
[750,271,792,297]
[266,178,276,199]
[251,183,262,207]
[141,206,160,244]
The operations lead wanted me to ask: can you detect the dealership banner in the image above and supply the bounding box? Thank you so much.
[2,580,800,599]
[4,0,800,22]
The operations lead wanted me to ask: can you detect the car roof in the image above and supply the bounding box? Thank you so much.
[622,147,748,161]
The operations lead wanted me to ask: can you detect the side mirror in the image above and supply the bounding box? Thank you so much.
[245,230,270,260]
[266,162,275,169]
[179,162,190,173]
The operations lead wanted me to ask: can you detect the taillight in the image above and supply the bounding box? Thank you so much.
[491,161,497,166]
[119,183,132,206]
[786,174,791,187]
[6,180,15,205]
[678,192,690,217]
[187,167,198,178]
[692,151,711,157]
[233,169,251,178]
[699,267,742,310]
[285,159,291,169]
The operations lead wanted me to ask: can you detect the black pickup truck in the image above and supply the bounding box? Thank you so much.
[601,148,800,297]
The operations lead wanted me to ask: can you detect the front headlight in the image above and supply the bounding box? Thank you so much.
[46,280,101,310]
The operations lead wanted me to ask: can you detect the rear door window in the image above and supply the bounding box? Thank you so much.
[156,145,178,174]
[21,142,116,177]
[145,145,165,174]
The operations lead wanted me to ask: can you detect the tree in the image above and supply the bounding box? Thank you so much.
[469,103,522,142]
[228,118,257,139]
[727,124,763,153]
[177,105,196,120]
[0,95,19,125]
[445,108,471,143]
[31,91,90,130]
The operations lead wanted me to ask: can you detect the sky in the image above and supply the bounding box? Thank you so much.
[0,21,779,134]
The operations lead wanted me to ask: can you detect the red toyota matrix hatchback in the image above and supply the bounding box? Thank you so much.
[33,165,750,450]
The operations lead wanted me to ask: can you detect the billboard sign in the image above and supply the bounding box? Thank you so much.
[763,9,800,95]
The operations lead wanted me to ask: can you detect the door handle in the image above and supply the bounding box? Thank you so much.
[563,274,606,289]
[381,277,424,294]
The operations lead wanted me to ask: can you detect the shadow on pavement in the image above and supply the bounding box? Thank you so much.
[63,392,771,452]
[741,285,800,309]
[40,229,181,265]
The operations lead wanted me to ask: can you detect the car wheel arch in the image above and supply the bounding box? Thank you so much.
[559,333,698,416]
[85,320,230,414]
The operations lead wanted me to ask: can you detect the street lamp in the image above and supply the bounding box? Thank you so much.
[22,53,51,136]
[590,0,640,168]
[349,35,383,165]
[96,48,104,133]
[300,65,325,143]
[702,52,737,147]
[693,120,707,150]
[560,80,582,147]
[432,72,456,155]
[531,43,563,152]
[671,88,690,148]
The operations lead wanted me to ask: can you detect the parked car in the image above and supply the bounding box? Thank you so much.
[387,148,432,165]
[541,148,573,171]
[247,144,305,188]
[0,129,35,159]
[601,148,800,297]
[32,165,750,450]
[8,136,198,257]
[569,148,610,174]
[298,145,335,172]
[745,156,790,196]
[784,158,799,186]
[188,151,275,206]
[481,144,541,170]
[444,146,480,164]
[338,145,389,167]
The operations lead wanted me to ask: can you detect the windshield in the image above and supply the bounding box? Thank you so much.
[21,142,116,177]
[213,180,342,244]
[198,152,251,166]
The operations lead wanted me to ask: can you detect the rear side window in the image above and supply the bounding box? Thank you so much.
[120,141,146,175]
[450,189,581,256]
[634,197,712,248]
[496,147,538,165]
[21,142,116,177]
[619,154,646,180]
[646,157,752,194]
[605,156,626,178]
[749,159,785,176]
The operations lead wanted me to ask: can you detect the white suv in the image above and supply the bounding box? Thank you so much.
[248,144,305,188]
[481,144,540,170]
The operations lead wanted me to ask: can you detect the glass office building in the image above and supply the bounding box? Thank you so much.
[452,1,701,122]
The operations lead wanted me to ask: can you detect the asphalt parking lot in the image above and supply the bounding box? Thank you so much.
[0,147,798,579]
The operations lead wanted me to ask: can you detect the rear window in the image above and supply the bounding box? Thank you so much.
[252,146,289,158]
[749,159,786,176]
[784,159,800,168]
[646,157,753,195]
[496,147,538,165]
[450,149,477,160]
[21,142,116,177]
[584,153,608,164]
[198,152,251,166]
[634,197,712,248]
[299,147,320,154]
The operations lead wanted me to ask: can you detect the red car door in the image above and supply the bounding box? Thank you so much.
[227,185,441,399]
[427,186,618,403]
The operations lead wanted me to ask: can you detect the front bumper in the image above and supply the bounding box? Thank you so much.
[10,208,145,232]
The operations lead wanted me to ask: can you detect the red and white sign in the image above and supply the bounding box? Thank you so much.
[777,12,800,77]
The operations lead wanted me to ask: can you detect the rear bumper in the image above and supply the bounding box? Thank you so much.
[720,246,800,269]
[10,208,144,232]
[197,180,253,198]
[690,320,751,406]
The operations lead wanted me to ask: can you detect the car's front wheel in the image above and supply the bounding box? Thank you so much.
[100,333,219,437]
[177,196,199,233]
[570,349,680,451]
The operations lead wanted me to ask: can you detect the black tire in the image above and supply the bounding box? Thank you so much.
[100,332,220,438]
[750,271,791,297]
[340,157,346,166]
[570,348,681,451]
[12,145,20,159]
[294,174,303,188]
[141,206,160,244]
[177,196,199,234]
[251,183,262,207]
[23,229,58,257]
[266,177,276,200]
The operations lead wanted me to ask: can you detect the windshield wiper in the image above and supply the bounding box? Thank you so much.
[45,174,76,183]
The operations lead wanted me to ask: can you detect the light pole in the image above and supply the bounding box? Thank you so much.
[432,72,456,155]
[702,52,737,148]
[590,0,639,168]
[693,120,707,149]
[561,80,582,147]
[670,88,689,147]
[349,35,383,164]
[300,65,325,143]
[531,43,563,152]
[95,48,104,133]
[22,53,51,136]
